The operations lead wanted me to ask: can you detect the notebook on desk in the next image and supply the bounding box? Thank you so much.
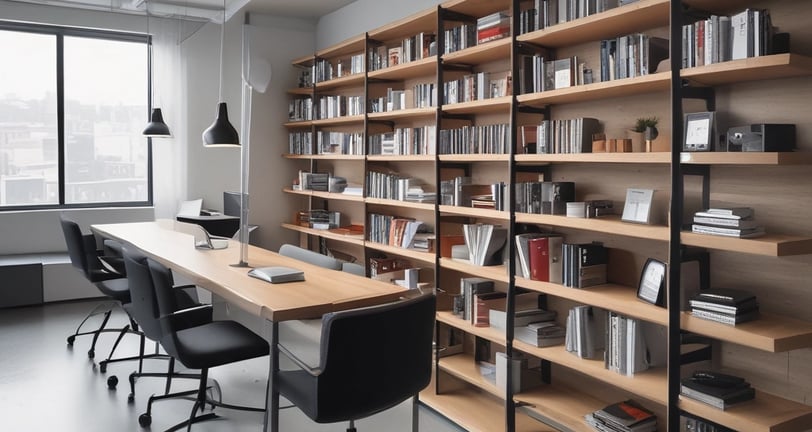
[248,266,305,284]
[174,221,229,250]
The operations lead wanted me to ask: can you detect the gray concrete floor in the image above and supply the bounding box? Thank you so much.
[0,300,464,432]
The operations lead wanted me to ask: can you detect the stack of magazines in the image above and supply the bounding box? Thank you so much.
[584,399,657,432]
[680,371,755,410]
[689,288,759,325]
[691,207,764,238]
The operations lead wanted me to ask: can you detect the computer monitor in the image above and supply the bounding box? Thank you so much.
[223,191,241,217]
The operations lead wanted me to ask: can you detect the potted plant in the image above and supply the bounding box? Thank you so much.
[628,117,658,152]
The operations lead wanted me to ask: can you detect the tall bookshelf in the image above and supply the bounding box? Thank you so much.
[281,0,812,431]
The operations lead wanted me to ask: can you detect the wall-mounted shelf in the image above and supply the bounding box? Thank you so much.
[439,258,510,283]
[366,197,435,211]
[367,107,437,121]
[515,382,614,432]
[441,96,512,115]
[680,152,812,165]
[681,312,812,352]
[516,152,671,164]
[681,232,812,256]
[439,154,511,162]
[311,115,366,126]
[439,353,504,399]
[368,56,438,81]
[442,37,512,66]
[367,154,436,162]
[517,72,670,108]
[364,242,435,263]
[679,391,812,432]
[437,310,506,346]
[515,214,670,242]
[281,223,365,246]
[681,54,812,86]
[439,205,509,220]
[282,154,365,160]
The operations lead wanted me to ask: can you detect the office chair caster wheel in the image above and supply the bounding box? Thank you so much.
[67,335,75,346]
[99,363,107,373]
[107,375,118,389]
[138,413,152,427]
[128,393,135,403]
[88,349,95,359]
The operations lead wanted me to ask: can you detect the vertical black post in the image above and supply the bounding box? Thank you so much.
[434,4,444,396]
[56,34,66,205]
[668,0,684,430]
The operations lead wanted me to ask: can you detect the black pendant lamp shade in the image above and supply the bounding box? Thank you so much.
[202,102,240,147]
[143,108,172,137]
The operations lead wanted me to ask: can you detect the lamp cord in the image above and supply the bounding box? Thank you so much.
[218,0,225,102]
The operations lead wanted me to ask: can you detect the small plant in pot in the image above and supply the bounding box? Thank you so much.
[633,117,659,151]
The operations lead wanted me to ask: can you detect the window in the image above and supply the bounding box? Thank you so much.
[0,22,151,208]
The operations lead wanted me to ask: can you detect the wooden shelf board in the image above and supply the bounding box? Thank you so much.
[441,0,512,22]
[367,154,436,161]
[368,57,438,81]
[313,72,366,90]
[516,278,667,326]
[515,381,614,432]
[439,205,509,220]
[517,0,668,48]
[283,120,313,128]
[439,353,504,399]
[364,242,435,263]
[681,232,812,256]
[442,37,512,66]
[286,87,313,96]
[311,114,365,126]
[439,154,511,162]
[680,152,812,165]
[517,71,670,107]
[366,197,435,211]
[281,223,365,246]
[367,7,437,42]
[512,341,667,405]
[437,310,506,346]
[282,154,365,160]
[681,54,812,86]
[439,257,509,283]
[515,214,670,242]
[679,390,812,432]
[291,54,314,67]
[516,152,670,164]
[310,190,365,203]
[681,312,812,353]
[441,95,512,115]
[367,106,437,121]
[315,34,366,59]
[282,187,310,197]
[420,376,550,432]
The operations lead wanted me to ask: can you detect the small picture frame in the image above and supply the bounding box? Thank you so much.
[683,111,716,152]
[621,188,655,224]
[638,258,666,307]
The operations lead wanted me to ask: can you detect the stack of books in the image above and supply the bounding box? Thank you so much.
[585,400,657,432]
[691,207,764,238]
[462,223,508,266]
[477,11,510,44]
[514,321,566,347]
[689,288,759,325]
[680,371,756,410]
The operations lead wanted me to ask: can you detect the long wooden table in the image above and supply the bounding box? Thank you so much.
[91,221,406,431]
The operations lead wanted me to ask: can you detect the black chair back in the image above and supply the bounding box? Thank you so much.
[60,216,91,276]
[122,247,163,342]
[311,293,436,423]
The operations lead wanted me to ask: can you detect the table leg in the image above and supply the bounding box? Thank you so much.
[263,321,279,432]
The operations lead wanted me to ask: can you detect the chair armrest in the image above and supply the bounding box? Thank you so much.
[163,304,213,331]
[277,343,322,376]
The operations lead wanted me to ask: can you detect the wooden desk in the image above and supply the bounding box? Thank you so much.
[91,221,406,431]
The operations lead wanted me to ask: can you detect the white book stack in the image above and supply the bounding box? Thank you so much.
[691,207,765,238]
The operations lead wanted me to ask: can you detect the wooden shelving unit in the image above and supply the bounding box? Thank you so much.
[282,1,812,431]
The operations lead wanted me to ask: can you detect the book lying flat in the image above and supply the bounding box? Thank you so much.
[691,224,765,238]
[248,266,305,284]
[693,288,757,305]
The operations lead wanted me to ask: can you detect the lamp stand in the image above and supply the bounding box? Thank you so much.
[231,80,252,268]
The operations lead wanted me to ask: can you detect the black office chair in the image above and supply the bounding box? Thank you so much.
[121,247,204,404]
[60,216,132,362]
[143,257,270,431]
[274,293,436,432]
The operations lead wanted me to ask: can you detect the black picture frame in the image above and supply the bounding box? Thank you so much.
[683,111,716,152]
[637,258,666,307]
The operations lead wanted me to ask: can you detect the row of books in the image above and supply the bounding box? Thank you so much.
[367,126,437,156]
[443,71,512,104]
[520,117,601,154]
[518,54,589,93]
[518,0,623,36]
[369,88,408,113]
[439,177,508,210]
[565,305,603,359]
[367,213,428,249]
[682,9,775,69]
[680,371,755,410]
[562,242,608,288]
[462,223,508,266]
[691,207,765,239]
[365,170,435,203]
[296,171,330,192]
[368,32,436,72]
[689,288,759,326]
[414,82,437,108]
[438,123,510,154]
[288,131,364,156]
[585,399,657,432]
[514,181,576,215]
[599,34,668,82]
[315,95,364,119]
[312,55,364,83]
[605,312,649,376]
[288,97,313,121]
[442,23,477,55]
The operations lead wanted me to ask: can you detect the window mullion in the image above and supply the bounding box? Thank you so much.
[56,33,65,206]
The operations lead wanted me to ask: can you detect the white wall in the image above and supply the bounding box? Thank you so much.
[315,0,442,49]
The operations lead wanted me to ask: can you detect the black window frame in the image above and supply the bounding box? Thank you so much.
[0,20,153,211]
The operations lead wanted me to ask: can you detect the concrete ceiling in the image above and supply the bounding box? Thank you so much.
[5,0,357,21]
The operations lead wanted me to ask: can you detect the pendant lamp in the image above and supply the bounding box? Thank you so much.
[142,0,172,138]
[202,0,239,147]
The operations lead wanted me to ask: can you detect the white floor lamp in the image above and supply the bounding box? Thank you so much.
[234,14,271,267]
